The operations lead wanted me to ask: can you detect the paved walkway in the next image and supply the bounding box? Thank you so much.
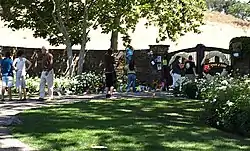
[0,92,178,151]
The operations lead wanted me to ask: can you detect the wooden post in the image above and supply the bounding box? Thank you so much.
[215,56,220,63]
[196,44,205,77]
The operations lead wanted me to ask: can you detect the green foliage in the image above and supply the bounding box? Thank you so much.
[206,0,236,13]
[0,0,207,46]
[54,77,72,94]
[14,73,103,95]
[228,1,250,21]
[0,0,102,46]
[21,76,72,95]
[94,0,207,45]
[182,80,198,99]
[69,72,103,94]
[25,77,41,93]
[197,76,250,136]
[206,0,250,21]
[139,0,207,42]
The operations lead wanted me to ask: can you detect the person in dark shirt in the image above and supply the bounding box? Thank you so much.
[1,51,14,101]
[104,48,115,98]
[39,46,54,101]
[161,54,171,91]
[171,56,182,89]
[184,55,197,82]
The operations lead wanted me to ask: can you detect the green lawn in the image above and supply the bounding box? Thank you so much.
[11,98,250,151]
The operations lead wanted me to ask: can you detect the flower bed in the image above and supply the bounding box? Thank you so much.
[184,75,250,137]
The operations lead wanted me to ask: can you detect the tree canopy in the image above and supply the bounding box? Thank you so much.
[228,1,250,21]
[0,0,207,74]
[206,0,250,21]
[97,0,206,46]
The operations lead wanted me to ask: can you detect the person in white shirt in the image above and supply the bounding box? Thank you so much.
[13,50,32,100]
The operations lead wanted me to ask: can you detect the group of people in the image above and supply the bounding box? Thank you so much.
[0,46,54,101]
[170,55,198,90]
[0,45,223,100]
[104,46,136,98]
[103,47,202,98]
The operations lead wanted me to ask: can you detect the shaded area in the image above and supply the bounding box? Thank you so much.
[0,147,27,151]
[10,98,250,151]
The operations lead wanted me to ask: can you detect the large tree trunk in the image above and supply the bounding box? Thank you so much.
[77,3,88,75]
[110,16,120,51]
[77,37,87,74]
[65,42,74,77]
[110,30,118,51]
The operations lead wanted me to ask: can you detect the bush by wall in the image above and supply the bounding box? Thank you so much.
[194,76,250,137]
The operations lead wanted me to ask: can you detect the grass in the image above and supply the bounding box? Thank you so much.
[11,98,250,151]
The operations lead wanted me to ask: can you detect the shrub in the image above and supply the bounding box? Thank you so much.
[25,77,40,93]
[54,77,72,94]
[196,75,250,136]
[69,72,103,94]
[182,81,198,99]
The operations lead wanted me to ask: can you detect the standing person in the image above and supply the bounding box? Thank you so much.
[170,56,182,90]
[104,48,116,98]
[13,50,32,100]
[161,55,170,91]
[39,46,54,101]
[0,52,14,101]
[125,58,136,92]
[184,55,197,82]
[0,53,3,63]
[126,45,134,64]
[202,59,212,80]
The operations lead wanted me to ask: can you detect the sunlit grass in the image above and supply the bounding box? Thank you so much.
[10,98,250,151]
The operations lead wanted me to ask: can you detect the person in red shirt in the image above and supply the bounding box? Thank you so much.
[202,59,211,79]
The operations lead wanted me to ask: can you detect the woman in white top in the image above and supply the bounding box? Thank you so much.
[13,50,32,100]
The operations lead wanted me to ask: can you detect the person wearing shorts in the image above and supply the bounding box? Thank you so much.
[0,52,14,101]
[104,48,115,98]
[13,50,32,100]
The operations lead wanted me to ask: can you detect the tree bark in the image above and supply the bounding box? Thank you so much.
[77,1,88,75]
[52,0,74,76]
[110,30,118,51]
[77,33,87,74]
[110,16,120,51]
[65,42,74,77]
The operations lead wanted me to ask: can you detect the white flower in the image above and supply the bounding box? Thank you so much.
[201,88,206,92]
[226,100,234,107]
[213,99,217,103]
[218,86,227,90]
[245,79,250,83]
[205,99,209,102]
[221,80,229,85]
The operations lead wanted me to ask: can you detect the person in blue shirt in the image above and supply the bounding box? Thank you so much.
[126,46,134,64]
[0,53,3,65]
[0,51,14,101]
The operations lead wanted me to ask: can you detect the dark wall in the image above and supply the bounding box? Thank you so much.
[0,46,165,85]
[0,44,233,85]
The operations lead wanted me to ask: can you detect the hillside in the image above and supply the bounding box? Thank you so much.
[204,11,250,29]
[0,11,249,51]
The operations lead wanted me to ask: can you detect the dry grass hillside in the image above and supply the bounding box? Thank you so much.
[204,11,250,29]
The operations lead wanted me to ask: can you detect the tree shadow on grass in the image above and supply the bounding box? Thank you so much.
[10,98,250,151]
